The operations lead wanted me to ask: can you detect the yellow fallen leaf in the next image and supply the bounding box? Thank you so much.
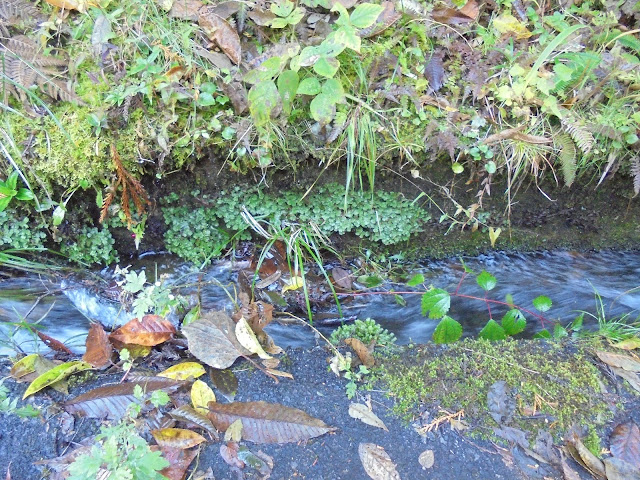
[492,13,531,39]
[191,379,216,414]
[282,276,303,294]
[612,337,640,350]
[158,362,206,380]
[235,317,272,360]
[489,227,502,248]
[224,419,243,442]
[151,428,207,449]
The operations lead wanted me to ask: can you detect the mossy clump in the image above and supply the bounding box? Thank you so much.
[378,338,612,440]
[0,209,47,250]
[61,226,119,265]
[331,318,397,347]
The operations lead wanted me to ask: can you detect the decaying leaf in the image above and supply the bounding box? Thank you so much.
[109,315,176,347]
[11,355,68,394]
[487,380,514,425]
[559,448,581,480]
[603,457,640,480]
[209,368,238,402]
[82,323,112,369]
[566,433,606,479]
[151,428,207,449]
[424,54,445,93]
[610,422,640,470]
[191,379,216,414]
[10,354,39,379]
[158,362,206,381]
[36,331,73,354]
[612,338,640,350]
[169,405,218,438]
[224,418,243,442]
[596,351,640,372]
[349,403,388,432]
[235,317,272,360]
[158,446,199,480]
[65,378,185,419]
[332,266,353,289]
[207,400,336,444]
[199,6,241,65]
[611,367,640,392]
[418,449,434,469]
[345,337,375,368]
[183,311,251,369]
[220,441,244,468]
[169,0,202,20]
[358,443,401,480]
[23,361,92,399]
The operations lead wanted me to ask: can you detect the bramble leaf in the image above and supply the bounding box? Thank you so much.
[478,319,506,341]
[532,295,552,312]
[476,271,497,291]
[421,288,450,319]
[407,274,425,287]
[432,316,462,344]
[501,309,526,336]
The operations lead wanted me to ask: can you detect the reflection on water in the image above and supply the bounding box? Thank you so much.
[1,250,638,354]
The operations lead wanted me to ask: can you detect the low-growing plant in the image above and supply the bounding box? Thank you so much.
[0,209,47,250]
[330,318,396,347]
[61,226,119,265]
[0,381,39,418]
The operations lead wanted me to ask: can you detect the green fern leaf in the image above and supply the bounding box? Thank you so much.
[555,133,577,186]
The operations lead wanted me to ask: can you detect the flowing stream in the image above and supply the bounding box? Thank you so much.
[1,250,639,355]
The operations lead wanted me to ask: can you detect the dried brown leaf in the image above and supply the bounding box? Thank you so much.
[349,403,388,432]
[604,457,640,480]
[567,433,606,479]
[151,428,207,449]
[109,315,176,347]
[418,449,434,469]
[611,367,640,392]
[596,350,640,372]
[199,6,241,65]
[207,400,336,444]
[358,443,401,480]
[610,422,640,469]
[36,331,73,354]
[183,311,251,369]
[168,0,203,20]
[344,337,375,368]
[170,405,219,439]
[157,446,199,480]
[332,266,353,290]
[83,323,112,368]
[424,55,445,93]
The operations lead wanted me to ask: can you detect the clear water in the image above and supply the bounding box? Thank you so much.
[1,250,639,355]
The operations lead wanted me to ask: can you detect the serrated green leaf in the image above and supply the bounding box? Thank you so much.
[553,323,568,338]
[349,3,384,29]
[534,329,552,339]
[476,270,497,291]
[532,295,552,312]
[310,93,336,124]
[421,288,450,319]
[23,361,92,399]
[297,77,321,95]
[432,316,462,344]
[501,309,526,336]
[407,274,425,287]
[478,319,506,341]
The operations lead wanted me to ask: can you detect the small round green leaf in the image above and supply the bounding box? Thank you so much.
[432,316,463,344]
[313,55,340,78]
[310,93,336,124]
[532,295,552,312]
[452,162,464,174]
[476,270,497,291]
[297,77,321,95]
[485,161,497,174]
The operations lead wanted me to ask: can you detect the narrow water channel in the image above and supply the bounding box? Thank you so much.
[1,250,638,355]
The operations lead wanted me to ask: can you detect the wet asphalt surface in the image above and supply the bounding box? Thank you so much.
[0,347,603,480]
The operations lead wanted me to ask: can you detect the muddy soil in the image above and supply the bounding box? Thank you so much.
[1,345,633,480]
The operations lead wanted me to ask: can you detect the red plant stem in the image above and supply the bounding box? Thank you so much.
[339,291,549,327]
[454,272,467,295]
[484,291,493,320]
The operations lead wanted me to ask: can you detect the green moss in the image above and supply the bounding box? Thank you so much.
[377,339,613,440]
[0,209,47,250]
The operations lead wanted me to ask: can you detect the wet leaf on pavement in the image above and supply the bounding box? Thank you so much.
[209,367,238,401]
[191,379,216,414]
[183,311,251,369]
[566,433,606,479]
[158,362,206,381]
[358,443,401,480]
[349,403,388,431]
[235,317,272,359]
[151,428,207,449]
[169,405,218,438]
[610,422,640,469]
[23,361,92,399]
[157,446,199,480]
[345,337,375,367]
[418,449,434,469]
[207,400,336,443]
[487,380,514,425]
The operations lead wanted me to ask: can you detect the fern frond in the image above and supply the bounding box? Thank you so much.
[555,133,577,187]
[0,0,43,25]
[631,156,640,198]
[561,117,594,155]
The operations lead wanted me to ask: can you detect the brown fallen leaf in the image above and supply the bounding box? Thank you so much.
[604,457,640,480]
[345,337,375,368]
[37,331,73,355]
[358,443,401,480]
[424,54,445,93]
[64,378,185,420]
[157,446,199,480]
[611,367,640,392]
[597,350,640,371]
[209,367,238,402]
[610,422,640,470]
[83,323,112,368]
[332,266,353,290]
[207,400,336,444]
[559,448,581,480]
[567,433,606,479]
[349,403,388,432]
[182,311,251,369]
[109,315,176,347]
[220,441,244,468]
[418,449,434,469]
[359,1,401,38]
[151,428,207,449]
[170,405,219,439]
[199,6,241,65]
[168,0,202,20]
